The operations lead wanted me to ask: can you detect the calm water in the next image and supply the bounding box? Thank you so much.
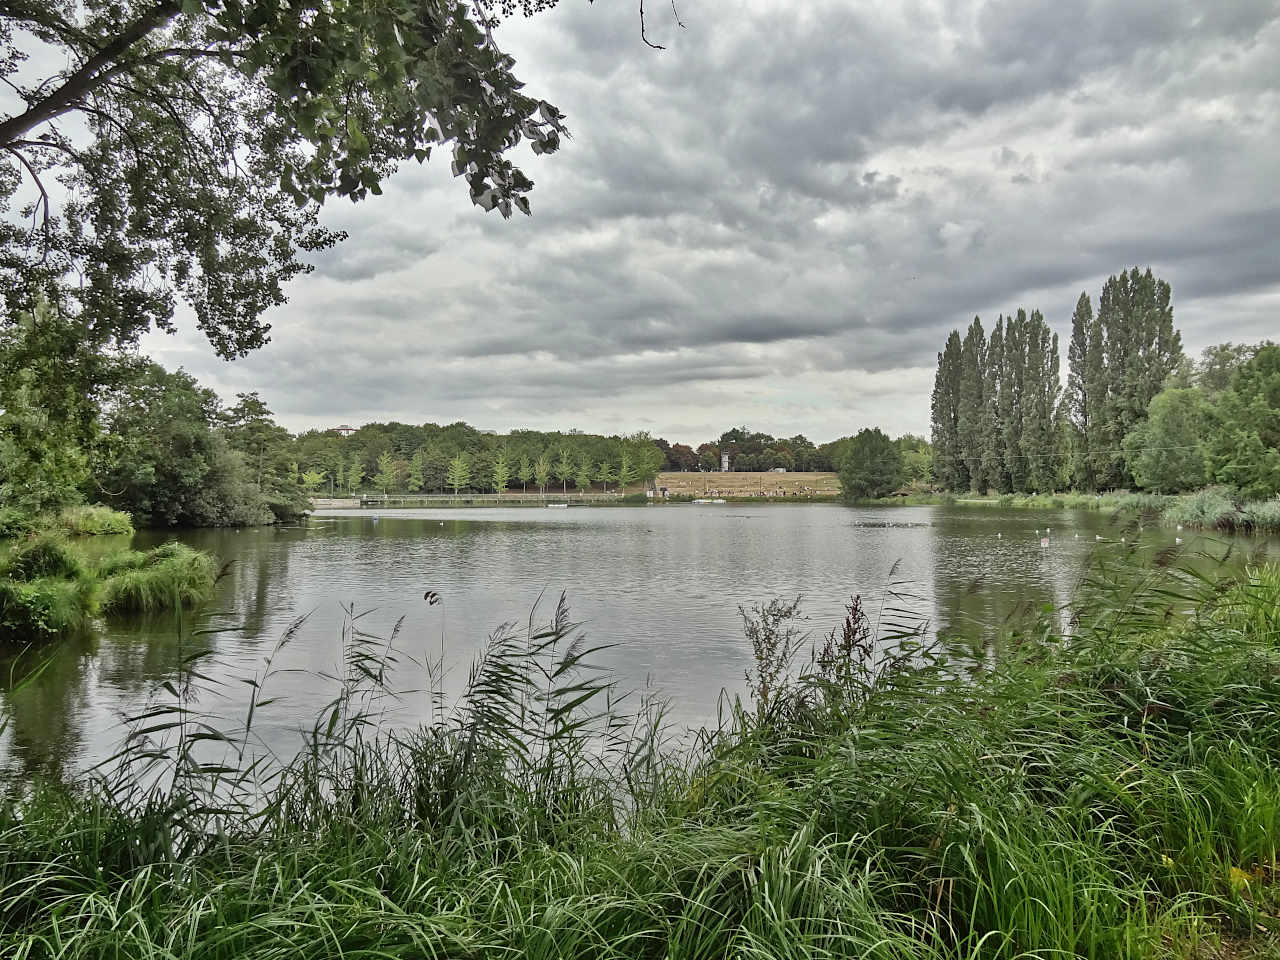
[3,503,1276,780]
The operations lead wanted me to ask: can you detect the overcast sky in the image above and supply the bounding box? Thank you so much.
[143,0,1280,446]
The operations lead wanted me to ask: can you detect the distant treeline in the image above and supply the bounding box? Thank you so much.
[930,266,1280,499]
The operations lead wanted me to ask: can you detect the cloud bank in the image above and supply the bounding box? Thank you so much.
[144,0,1280,444]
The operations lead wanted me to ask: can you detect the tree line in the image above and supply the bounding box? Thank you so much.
[930,267,1279,498]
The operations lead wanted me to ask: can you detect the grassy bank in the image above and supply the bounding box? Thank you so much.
[927,488,1280,534]
[3,556,1280,956]
[0,536,217,642]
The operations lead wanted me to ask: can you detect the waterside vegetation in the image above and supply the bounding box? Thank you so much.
[3,554,1280,956]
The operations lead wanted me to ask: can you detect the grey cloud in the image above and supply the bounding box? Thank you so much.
[141,0,1280,444]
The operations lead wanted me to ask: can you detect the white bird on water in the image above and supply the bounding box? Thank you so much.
[1095,535,1103,541]
[1175,537,1184,545]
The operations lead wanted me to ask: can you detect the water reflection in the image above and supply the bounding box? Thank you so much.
[3,504,1276,780]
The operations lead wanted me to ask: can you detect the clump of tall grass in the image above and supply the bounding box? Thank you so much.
[56,504,134,537]
[1161,486,1239,529]
[97,543,217,614]
[1242,498,1280,534]
[0,575,97,641]
[0,533,86,582]
[5,557,1280,956]
[0,507,34,540]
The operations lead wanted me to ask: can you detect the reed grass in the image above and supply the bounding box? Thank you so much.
[55,505,134,537]
[3,555,1280,957]
[97,543,217,614]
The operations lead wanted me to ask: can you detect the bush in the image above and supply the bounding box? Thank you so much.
[0,507,34,539]
[57,505,134,536]
[1162,487,1240,530]
[621,492,648,504]
[1242,498,1280,534]
[0,575,97,641]
[98,543,217,614]
[0,534,86,581]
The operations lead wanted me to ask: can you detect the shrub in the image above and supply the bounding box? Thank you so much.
[0,534,86,582]
[1242,498,1280,534]
[621,492,648,504]
[98,543,217,614]
[1162,487,1240,530]
[57,505,134,537]
[0,575,97,641]
[0,507,35,540]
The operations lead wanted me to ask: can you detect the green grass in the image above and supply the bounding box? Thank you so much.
[0,574,97,642]
[55,504,134,537]
[3,557,1280,956]
[0,507,35,540]
[97,542,217,614]
[0,533,87,582]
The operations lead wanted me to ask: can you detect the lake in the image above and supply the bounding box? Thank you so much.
[3,503,1276,780]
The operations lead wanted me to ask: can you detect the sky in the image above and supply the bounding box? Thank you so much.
[141,0,1280,446]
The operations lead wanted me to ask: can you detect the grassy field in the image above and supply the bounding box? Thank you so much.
[657,470,841,498]
[4,551,1280,957]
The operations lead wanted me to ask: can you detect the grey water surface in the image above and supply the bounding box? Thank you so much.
[3,503,1274,780]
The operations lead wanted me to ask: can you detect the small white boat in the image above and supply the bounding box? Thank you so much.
[712,499,726,504]
[692,498,712,504]
[547,503,568,509]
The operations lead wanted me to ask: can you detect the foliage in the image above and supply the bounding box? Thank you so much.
[0,575,97,643]
[300,470,326,494]
[1206,345,1280,499]
[0,0,567,361]
[445,453,471,495]
[0,534,86,582]
[534,453,551,493]
[97,543,217,614]
[0,508,34,540]
[838,428,905,500]
[0,300,92,514]
[1122,387,1208,493]
[1161,487,1240,531]
[56,505,134,537]
[374,451,397,494]
[492,451,511,495]
[96,364,275,527]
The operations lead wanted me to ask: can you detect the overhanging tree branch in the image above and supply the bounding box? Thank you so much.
[0,1,182,149]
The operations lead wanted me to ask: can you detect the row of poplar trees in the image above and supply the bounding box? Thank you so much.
[931,267,1182,493]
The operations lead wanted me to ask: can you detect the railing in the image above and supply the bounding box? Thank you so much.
[313,491,628,508]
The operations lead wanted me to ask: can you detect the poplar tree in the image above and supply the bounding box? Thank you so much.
[930,331,965,490]
[979,318,1005,491]
[957,317,987,491]
[492,451,510,494]
[1022,312,1061,492]
[1000,311,1028,492]
[1065,292,1094,489]
[446,453,471,495]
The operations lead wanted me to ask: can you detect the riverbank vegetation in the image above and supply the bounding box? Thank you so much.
[0,534,217,642]
[925,268,1279,530]
[3,554,1280,956]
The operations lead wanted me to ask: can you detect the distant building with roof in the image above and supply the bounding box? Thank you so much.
[332,424,356,436]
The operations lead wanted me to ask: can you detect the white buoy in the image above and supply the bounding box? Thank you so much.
[1121,536,1126,543]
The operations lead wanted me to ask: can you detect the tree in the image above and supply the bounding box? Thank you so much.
[518,454,534,493]
[1022,311,1061,492]
[574,457,593,492]
[347,454,365,494]
[898,435,934,485]
[554,448,573,493]
[617,452,639,490]
[446,453,471,495]
[373,451,396,494]
[1198,342,1264,393]
[0,300,91,514]
[838,428,904,501]
[534,453,551,494]
[492,451,511,495]
[406,451,425,492]
[1207,345,1280,499]
[957,317,986,490]
[1065,292,1094,489]
[301,469,327,494]
[0,0,568,360]
[595,459,617,493]
[930,331,964,490]
[1122,388,1208,493]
